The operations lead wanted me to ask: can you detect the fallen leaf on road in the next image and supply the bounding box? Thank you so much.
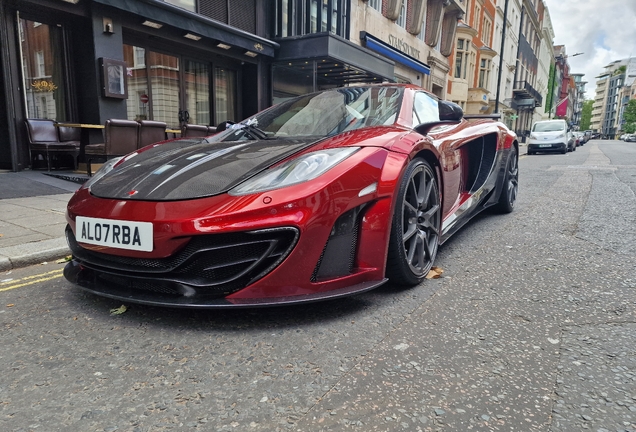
[426,266,444,279]
[110,305,128,315]
[6,304,15,307]
[55,256,72,264]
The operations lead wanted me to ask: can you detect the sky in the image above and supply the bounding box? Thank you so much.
[544,0,636,99]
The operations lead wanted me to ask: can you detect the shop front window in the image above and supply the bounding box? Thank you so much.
[19,17,67,120]
[185,60,210,126]
[148,52,180,128]
[125,43,238,128]
[214,68,237,124]
[124,45,149,122]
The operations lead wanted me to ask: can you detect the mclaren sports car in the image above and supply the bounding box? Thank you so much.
[64,84,518,308]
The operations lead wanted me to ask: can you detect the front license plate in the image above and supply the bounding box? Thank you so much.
[76,216,153,252]
[539,144,551,147]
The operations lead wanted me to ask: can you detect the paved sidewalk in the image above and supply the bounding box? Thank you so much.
[0,170,81,271]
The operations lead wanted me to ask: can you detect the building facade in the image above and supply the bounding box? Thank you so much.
[1,0,290,171]
[509,0,544,138]
[446,0,498,115]
[350,0,463,99]
[537,5,554,121]
[489,0,523,129]
[590,58,636,137]
[3,0,459,172]
[570,73,587,130]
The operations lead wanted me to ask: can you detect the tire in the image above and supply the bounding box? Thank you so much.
[527,151,534,155]
[561,145,567,154]
[386,158,441,285]
[492,146,518,214]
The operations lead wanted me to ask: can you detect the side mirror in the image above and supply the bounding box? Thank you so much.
[438,100,464,121]
[414,100,463,136]
[216,120,235,132]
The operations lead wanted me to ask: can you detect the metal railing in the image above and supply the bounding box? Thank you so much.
[513,80,543,106]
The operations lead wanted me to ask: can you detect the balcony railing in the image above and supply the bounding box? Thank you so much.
[513,80,543,107]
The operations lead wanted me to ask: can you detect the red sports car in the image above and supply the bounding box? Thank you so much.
[64,84,518,308]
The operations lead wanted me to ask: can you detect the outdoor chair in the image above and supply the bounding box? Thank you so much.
[25,119,80,171]
[182,124,216,138]
[84,119,139,176]
[138,120,167,149]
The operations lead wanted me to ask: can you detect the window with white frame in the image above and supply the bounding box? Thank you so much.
[479,58,491,88]
[35,51,45,77]
[133,46,145,68]
[454,39,468,79]
[483,17,492,46]
[473,4,481,29]
[369,0,382,12]
[396,0,406,28]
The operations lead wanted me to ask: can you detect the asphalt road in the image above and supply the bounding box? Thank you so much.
[1,140,635,432]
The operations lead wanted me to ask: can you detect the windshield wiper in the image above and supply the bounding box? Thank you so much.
[242,124,269,140]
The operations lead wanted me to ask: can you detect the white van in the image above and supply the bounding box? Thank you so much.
[527,119,574,155]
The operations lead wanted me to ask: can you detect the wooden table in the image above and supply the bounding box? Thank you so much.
[56,123,105,129]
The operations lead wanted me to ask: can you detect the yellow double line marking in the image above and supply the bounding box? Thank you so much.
[0,269,64,292]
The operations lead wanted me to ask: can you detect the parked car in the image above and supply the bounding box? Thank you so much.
[573,131,585,146]
[527,119,573,154]
[63,84,519,308]
[625,134,636,142]
[583,130,592,142]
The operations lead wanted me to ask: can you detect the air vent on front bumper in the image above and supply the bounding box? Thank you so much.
[311,205,365,282]
[67,226,299,297]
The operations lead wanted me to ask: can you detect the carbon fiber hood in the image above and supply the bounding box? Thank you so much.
[89,138,318,200]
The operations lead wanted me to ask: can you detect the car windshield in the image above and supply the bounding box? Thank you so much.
[532,121,565,132]
[215,86,404,141]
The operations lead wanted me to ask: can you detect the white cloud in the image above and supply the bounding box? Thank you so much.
[544,0,636,99]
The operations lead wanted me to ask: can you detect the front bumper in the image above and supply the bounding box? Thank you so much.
[527,140,567,153]
[64,146,401,307]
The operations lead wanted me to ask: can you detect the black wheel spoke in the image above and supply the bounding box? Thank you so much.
[388,159,441,284]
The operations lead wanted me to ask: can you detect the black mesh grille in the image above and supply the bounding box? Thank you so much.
[229,0,256,33]
[311,205,364,282]
[68,226,298,297]
[199,0,228,23]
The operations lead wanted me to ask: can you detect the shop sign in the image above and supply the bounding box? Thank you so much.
[387,35,420,60]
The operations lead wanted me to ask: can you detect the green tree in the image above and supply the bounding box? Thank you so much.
[545,64,556,114]
[623,99,636,134]
[579,100,594,130]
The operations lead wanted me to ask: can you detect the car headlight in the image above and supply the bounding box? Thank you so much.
[229,147,359,196]
[556,132,565,138]
[83,157,123,189]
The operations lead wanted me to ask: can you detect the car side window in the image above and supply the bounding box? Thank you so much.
[413,92,439,127]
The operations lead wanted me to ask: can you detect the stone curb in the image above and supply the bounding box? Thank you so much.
[0,238,70,271]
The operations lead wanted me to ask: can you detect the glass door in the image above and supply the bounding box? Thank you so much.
[148,51,181,130]
[124,45,149,122]
[19,17,67,120]
[184,60,210,126]
[124,44,238,129]
[214,67,237,125]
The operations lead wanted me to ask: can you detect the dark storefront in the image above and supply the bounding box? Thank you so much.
[1,0,395,172]
[0,0,278,171]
